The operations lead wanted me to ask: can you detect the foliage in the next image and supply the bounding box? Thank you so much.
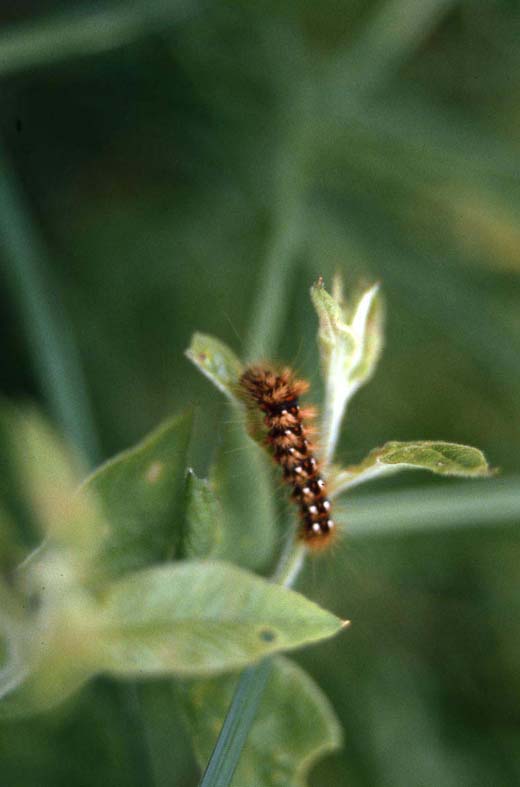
[0,405,342,720]
[0,277,492,786]
[1,2,519,786]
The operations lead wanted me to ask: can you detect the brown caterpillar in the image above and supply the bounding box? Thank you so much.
[240,366,335,549]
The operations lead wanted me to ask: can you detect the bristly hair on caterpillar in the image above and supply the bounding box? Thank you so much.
[240,365,335,550]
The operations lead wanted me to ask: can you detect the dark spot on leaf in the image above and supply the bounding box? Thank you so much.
[259,627,276,643]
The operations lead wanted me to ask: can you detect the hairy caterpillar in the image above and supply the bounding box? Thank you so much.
[240,366,335,549]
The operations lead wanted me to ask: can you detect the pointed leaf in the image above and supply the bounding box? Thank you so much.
[348,282,384,389]
[181,656,342,787]
[311,277,384,465]
[330,440,493,496]
[184,469,224,559]
[209,420,277,569]
[97,561,344,676]
[82,411,193,579]
[186,333,244,403]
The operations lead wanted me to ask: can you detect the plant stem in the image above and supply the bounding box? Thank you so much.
[198,113,314,784]
[243,177,305,361]
[244,92,312,362]
[198,71,322,787]
[273,540,306,588]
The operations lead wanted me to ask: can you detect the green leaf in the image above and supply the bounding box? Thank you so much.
[0,505,25,577]
[82,411,193,580]
[0,405,104,560]
[186,333,244,403]
[0,656,90,719]
[310,277,384,465]
[184,469,224,559]
[0,577,29,706]
[0,587,101,718]
[97,561,344,677]
[182,656,342,787]
[330,440,493,497]
[184,335,282,570]
[209,420,277,570]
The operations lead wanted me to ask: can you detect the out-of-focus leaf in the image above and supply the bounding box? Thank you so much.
[330,441,492,497]
[0,588,100,718]
[310,277,383,465]
[1,405,104,559]
[186,333,244,403]
[97,561,344,676]
[181,656,342,787]
[0,577,29,706]
[82,411,193,579]
[209,420,277,570]
[0,505,25,577]
[184,469,224,559]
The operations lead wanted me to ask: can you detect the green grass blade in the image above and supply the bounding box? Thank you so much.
[199,660,272,787]
[342,477,520,537]
[0,142,99,463]
[0,0,194,77]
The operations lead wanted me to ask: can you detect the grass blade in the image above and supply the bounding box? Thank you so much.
[0,0,194,77]
[0,142,100,463]
[343,477,520,537]
[199,660,272,787]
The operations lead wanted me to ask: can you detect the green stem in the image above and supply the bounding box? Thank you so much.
[198,106,314,784]
[273,540,306,587]
[244,104,311,363]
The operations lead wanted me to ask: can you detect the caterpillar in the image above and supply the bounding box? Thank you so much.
[240,366,335,549]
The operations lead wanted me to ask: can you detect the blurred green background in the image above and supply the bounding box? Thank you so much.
[1,1,520,785]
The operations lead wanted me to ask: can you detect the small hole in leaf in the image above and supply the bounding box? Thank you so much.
[259,627,276,643]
